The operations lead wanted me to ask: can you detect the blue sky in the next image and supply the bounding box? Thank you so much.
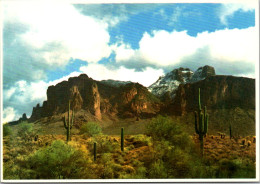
[2,2,257,122]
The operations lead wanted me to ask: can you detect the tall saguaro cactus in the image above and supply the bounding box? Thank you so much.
[63,101,75,142]
[194,88,208,156]
[229,124,232,139]
[94,142,97,161]
[121,128,124,152]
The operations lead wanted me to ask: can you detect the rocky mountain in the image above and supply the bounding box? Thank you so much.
[167,75,255,115]
[30,74,161,122]
[26,65,255,127]
[148,65,216,99]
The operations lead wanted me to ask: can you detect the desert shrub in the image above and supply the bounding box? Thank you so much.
[17,121,34,141]
[120,160,147,179]
[27,140,92,179]
[216,159,255,178]
[148,160,167,178]
[3,124,12,137]
[89,135,117,154]
[97,153,116,179]
[3,160,20,179]
[80,122,102,137]
[146,115,194,151]
[146,115,206,178]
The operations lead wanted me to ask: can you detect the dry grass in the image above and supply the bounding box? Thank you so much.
[193,134,256,164]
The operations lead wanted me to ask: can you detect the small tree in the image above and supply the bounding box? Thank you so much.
[80,122,102,137]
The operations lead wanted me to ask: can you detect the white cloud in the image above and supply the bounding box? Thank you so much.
[218,3,255,25]
[79,63,164,87]
[196,27,257,63]
[3,107,19,123]
[4,1,111,63]
[112,43,135,62]
[3,1,112,86]
[113,27,257,74]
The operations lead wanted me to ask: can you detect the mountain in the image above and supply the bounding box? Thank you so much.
[9,65,255,136]
[148,65,216,99]
[167,75,255,115]
[29,74,161,122]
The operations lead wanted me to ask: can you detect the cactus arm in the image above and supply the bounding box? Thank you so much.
[199,113,204,133]
[204,106,207,123]
[63,117,68,129]
[71,109,74,128]
[198,88,201,110]
[68,101,70,125]
[229,124,232,139]
[94,142,97,161]
[194,111,199,134]
[203,114,208,135]
[121,128,124,152]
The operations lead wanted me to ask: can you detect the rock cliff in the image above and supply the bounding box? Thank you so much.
[30,74,161,121]
[168,75,255,115]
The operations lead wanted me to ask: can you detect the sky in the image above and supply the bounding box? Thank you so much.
[2,1,258,122]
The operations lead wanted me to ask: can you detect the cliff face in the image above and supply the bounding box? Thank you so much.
[29,72,255,122]
[30,74,161,121]
[169,75,255,115]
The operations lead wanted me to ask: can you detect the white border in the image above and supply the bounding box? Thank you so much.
[1,0,4,182]
[0,0,259,182]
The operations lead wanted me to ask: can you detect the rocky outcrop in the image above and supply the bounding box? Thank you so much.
[30,74,161,121]
[190,65,216,82]
[168,75,255,115]
[30,104,42,121]
[87,82,101,120]
[70,86,83,111]
[29,67,255,121]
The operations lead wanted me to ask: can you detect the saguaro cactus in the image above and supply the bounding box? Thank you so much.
[121,128,124,152]
[94,142,97,161]
[194,88,208,156]
[229,124,232,139]
[63,101,75,142]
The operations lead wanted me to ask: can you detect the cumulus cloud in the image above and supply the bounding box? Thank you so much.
[3,80,49,120]
[113,26,257,77]
[3,107,19,123]
[218,3,255,25]
[79,63,164,87]
[3,1,112,86]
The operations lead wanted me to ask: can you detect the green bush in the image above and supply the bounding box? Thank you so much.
[80,122,102,137]
[146,115,194,151]
[3,124,12,137]
[148,160,167,178]
[146,115,206,178]
[146,115,182,140]
[216,159,256,178]
[17,121,34,140]
[27,140,92,179]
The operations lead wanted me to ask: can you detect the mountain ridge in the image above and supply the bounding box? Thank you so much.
[9,65,255,132]
[148,65,216,99]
